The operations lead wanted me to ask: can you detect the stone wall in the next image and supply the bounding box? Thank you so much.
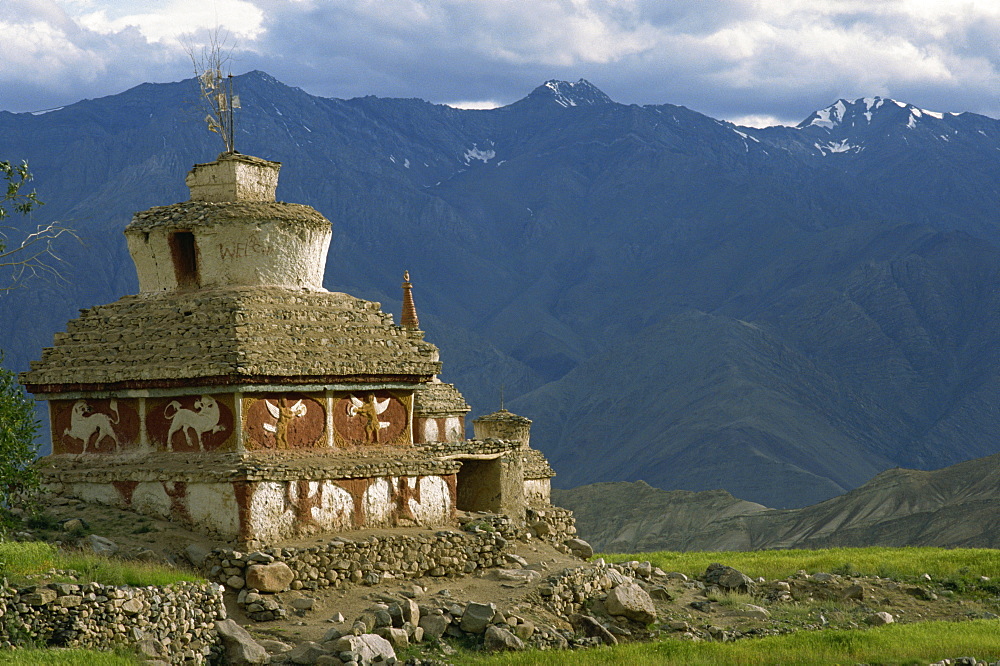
[526,506,577,543]
[203,528,513,604]
[0,580,225,663]
[537,560,655,618]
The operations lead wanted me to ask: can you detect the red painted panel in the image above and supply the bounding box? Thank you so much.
[244,394,326,450]
[51,398,140,454]
[146,394,235,452]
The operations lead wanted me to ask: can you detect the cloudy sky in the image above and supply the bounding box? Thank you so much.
[3,0,999,127]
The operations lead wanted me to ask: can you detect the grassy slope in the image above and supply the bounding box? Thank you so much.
[0,541,202,586]
[465,547,1000,665]
[464,620,1000,665]
[602,546,1000,582]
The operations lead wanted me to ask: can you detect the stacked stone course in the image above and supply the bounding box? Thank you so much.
[204,529,514,596]
[0,580,225,663]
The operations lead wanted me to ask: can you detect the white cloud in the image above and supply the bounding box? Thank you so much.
[77,0,265,45]
[728,114,792,128]
[445,100,502,110]
[1,0,999,120]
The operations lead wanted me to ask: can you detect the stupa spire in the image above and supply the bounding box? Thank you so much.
[401,270,420,329]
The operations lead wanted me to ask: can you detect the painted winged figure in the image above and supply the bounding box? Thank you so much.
[263,398,307,448]
[348,394,391,443]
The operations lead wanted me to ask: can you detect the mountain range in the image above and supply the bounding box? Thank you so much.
[3,73,1000,508]
[553,452,1000,552]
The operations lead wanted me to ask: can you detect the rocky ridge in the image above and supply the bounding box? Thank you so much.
[555,452,1000,553]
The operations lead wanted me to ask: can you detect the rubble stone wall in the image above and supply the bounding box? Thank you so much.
[527,506,577,542]
[0,580,225,664]
[203,526,515,596]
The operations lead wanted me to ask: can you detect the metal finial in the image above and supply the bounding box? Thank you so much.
[401,270,419,329]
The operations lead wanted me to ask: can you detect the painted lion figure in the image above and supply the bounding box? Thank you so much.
[63,399,120,451]
[165,395,225,450]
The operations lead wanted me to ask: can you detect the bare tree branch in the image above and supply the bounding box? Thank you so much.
[186,28,240,154]
[0,221,78,292]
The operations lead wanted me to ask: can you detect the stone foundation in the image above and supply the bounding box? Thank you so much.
[203,528,514,594]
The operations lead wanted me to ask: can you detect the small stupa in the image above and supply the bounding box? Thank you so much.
[22,152,556,545]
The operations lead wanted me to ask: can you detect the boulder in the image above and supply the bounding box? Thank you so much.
[739,604,771,619]
[605,583,656,624]
[329,634,396,664]
[867,611,894,626]
[460,601,496,634]
[483,625,525,652]
[246,562,295,593]
[704,563,755,591]
[841,584,865,600]
[184,543,211,567]
[570,614,618,646]
[418,612,450,640]
[375,626,409,648]
[84,534,118,556]
[62,518,86,532]
[215,618,268,665]
[285,641,328,664]
[495,569,541,583]
[565,538,594,560]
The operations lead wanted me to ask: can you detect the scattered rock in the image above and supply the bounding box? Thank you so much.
[570,613,618,646]
[329,633,396,664]
[841,584,865,600]
[215,618,269,665]
[375,626,409,648]
[84,534,118,555]
[704,563,754,591]
[291,597,315,612]
[418,613,449,640]
[284,640,327,664]
[495,568,541,583]
[605,582,657,624]
[62,518,86,532]
[867,611,894,626]
[739,604,771,619]
[565,538,594,560]
[245,562,295,593]
[460,601,497,634]
[483,624,526,652]
[184,543,211,567]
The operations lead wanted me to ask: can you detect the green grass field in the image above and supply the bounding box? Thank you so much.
[0,648,141,665]
[460,619,1000,665]
[0,540,202,587]
[602,546,1000,585]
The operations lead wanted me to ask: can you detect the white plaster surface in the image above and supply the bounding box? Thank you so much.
[422,418,439,443]
[186,158,279,202]
[132,482,172,519]
[444,417,463,441]
[69,483,120,507]
[314,481,355,531]
[524,478,551,505]
[128,220,330,293]
[249,481,293,542]
[186,484,240,537]
[362,478,392,526]
[195,222,330,290]
[410,476,452,524]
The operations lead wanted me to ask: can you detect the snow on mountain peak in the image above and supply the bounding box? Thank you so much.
[533,79,614,107]
[798,96,953,130]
